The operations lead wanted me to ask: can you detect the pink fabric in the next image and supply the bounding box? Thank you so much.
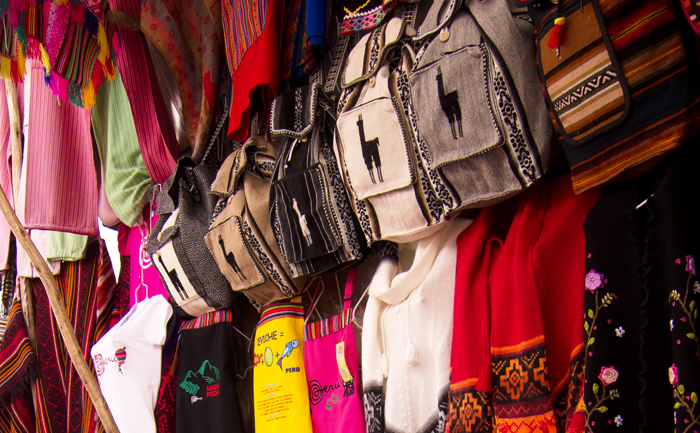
[303,269,365,433]
[117,212,169,306]
[0,80,14,269]
[109,0,179,184]
[21,61,99,236]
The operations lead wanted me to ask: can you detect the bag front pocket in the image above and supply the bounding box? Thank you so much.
[206,195,267,293]
[536,0,630,146]
[410,42,504,168]
[273,164,341,263]
[336,92,414,199]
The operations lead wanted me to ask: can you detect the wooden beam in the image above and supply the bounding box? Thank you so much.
[4,81,22,202]
[0,170,120,433]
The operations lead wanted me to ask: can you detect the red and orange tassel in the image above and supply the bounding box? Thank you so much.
[548,10,566,58]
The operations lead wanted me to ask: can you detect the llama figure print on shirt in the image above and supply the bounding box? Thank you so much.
[356,115,383,184]
[436,67,463,140]
[217,234,247,279]
[292,199,313,246]
[157,253,188,301]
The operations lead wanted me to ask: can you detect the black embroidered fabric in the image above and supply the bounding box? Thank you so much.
[582,143,700,432]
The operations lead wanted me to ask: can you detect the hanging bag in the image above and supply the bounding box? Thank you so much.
[269,82,368,277]
[335,17,445,244]
[252,296,313,433]
[205,137,299,310]
[303,269,365,433]
[528,0,700,193]
[405,0,552,213]
[145,156,233,319]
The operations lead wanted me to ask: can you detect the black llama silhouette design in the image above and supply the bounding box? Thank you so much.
[218,235,247,279]
[436,67,463,140]
[357,114,383,184]
[157,253,188,301]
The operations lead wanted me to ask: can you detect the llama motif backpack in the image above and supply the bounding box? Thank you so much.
[335,17,447,245]
[404,0,552,213]
[269,82,368,277]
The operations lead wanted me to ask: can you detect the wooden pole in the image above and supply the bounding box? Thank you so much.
[5,81,22,202]
[0,145,120,433]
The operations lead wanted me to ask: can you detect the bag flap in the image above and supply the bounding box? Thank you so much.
[337,64,415,200]
[414,10,481,70]
[211,137,274,197]
[412,0,463,41]
[151,237,215,318]
[341,17,406,89]
[154,157,198,214]
[270,83,320,139]
[147,209,181,252]
[206,195,268,293]
[272,164,341,263]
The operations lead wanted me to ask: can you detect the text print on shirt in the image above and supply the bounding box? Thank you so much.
[94,346,129,376]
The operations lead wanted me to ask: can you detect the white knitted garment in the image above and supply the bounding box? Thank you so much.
[362,217,472,433]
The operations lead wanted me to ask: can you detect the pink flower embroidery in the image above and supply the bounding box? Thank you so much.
[599,366,619,386]
[585,270,605,293]
[669,364,679,387]
[677,258,682,264]
[687,255,696,278]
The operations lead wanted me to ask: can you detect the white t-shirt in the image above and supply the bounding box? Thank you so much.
[91,295,172,433]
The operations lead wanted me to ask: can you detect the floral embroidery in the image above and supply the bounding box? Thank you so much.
[687,255,696,278]
[614,415,623,427]
[585,270,606,292]
[598,366,619,386]
[584,267,621,431]
[669,254,700,432]
[671,320,675,331]
[670,364,679,387]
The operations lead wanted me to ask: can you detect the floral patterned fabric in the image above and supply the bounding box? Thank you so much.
[140,0,223,160]
[582,142,700,432]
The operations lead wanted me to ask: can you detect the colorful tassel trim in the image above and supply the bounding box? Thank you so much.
[0,3,114,109]
[547,12,566,57]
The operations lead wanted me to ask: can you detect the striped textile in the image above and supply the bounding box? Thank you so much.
[540,2,626,143]
[534,0,700,194]
[32,240,116,433]
[21,60,99,236]
[304,308,353,341]
[0,389,35,433]
[180,308,233,331]
[257,299,305,327]
[222,0,269,72]
[91,70,153,226]
[109,0,178,186]
[0,298,35,396]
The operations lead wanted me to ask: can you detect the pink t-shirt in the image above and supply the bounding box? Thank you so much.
[118,212,169,306]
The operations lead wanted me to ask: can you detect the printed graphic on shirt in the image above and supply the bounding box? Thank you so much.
[179,360,221,404]
[255,339,300,371]
[309,378,348,411]
[93,346,129,376]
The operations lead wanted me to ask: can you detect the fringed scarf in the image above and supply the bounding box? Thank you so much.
[0,0,114,108]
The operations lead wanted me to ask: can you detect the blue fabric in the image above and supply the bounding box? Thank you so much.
[306,0,328,47]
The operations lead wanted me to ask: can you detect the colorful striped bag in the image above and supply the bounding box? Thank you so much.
[528,0,700,193]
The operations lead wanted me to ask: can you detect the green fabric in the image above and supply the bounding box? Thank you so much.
[46,231,88,262]
[92,71,152,227]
